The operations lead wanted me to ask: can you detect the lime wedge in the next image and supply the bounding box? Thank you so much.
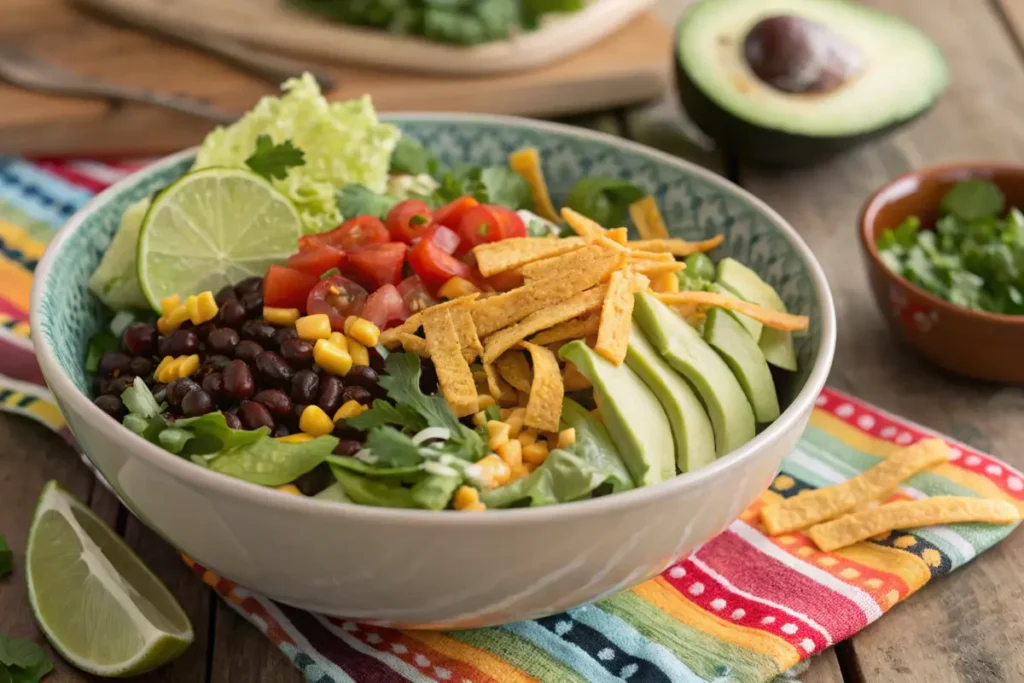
[26,482,193,677]
[137,167,303,309]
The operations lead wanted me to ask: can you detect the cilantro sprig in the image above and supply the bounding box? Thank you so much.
[0,633,53,683]
[245,135,305,181]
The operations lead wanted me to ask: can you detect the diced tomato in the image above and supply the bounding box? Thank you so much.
[361,284,411,330]
[408,238,473,292]
[319,216,389,252]
[489,205,528,238]
[455,205,504,255]
[419,224,461,255]
[286,245,345,277]
[297,234,330,252]
[306,275,369,331]
[433,196,479,230]
[487,269,525,292]
[346,242,408,291]
[385,200,433,244]
[397,275,438,314]
[264,265,320,310]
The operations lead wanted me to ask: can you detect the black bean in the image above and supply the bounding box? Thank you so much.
[196,321,218,341]
[341,385,372,405]
[368,348,387,373]
[207,328,240,354]
[160,329,199,357]
[294,464,332,495]
[128,356,153,378]
[215,284,238,306]
[93,376,110,395]
[290,369,319,405]
[271,424,290,438]
[166,377,200,408]
[333,424,364,440]
[107,374,138,396]
[98,351,132,377]
[255,351,294,386]
[94,394,125,419]
[239,291,264,318]
[317,375,344,415]
[234,340,263,364]
[280,338,314,367]
[182,388,215,417]
[223,360,255,399]
[253,389,293,418]
[345,365,378,388]
[218,299,247,328]
[223,411,243,430]
[291,404,307,428]
[203,354,232,373]
[419,361,439,394]
[273,326,299,347]
[122,323,157,356]
[333,439,362,456]
[202,372,225,398]
[241,320,277,346]
[151,383,167,402]
[238,400,274,431]
[235,276,264,295]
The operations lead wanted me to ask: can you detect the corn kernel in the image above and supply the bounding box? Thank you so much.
[185,292,218,326]
[178,354,201,379]
[477,394,496,409]
[486,420,511,451]
[344,317,380,347]
[465,502,487,511]
[154,357,176,383]
[185,295,200,323]
[155,356,174,378]
[472,411,488,427]
[506,408,526,437]
[264,307,301,326]
[329,332,348,350]
[296,314,332,341]
[157,303,191,334]
[499,408,512,420]
[276,484,303,496]
[299,405,335,437]
[497,439,523,469]
[314,339,353,376]
[517,428,538,448]
[453,485,480,510]
[473,454,511,488]
[438,276,481,300]
[510,463,530,482]
[159,294,181,316]
[347,336,370,367]
[557,428,577,449]
[522,441,549,465]
[651,271,680,294]
[334,400,368,421]
[276,433,315,444]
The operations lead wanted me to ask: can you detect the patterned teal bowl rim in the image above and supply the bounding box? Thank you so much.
[30,113,836,524]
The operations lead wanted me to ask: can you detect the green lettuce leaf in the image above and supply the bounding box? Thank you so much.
[560,398,633,493]
[480,449,607,509]
[207,435,337,486]
[331,467,418,508]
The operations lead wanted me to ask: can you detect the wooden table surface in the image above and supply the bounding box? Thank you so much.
[5,0,1024,681]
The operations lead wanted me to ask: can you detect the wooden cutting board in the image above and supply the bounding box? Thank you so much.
[0,0,673,157]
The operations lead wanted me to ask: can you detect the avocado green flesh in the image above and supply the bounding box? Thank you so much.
[559,341,675,487]
[625,325,716,473]
[709,283,762,339]
[716,258,797,371]
[704,307,780,423]
[633,293,755,457]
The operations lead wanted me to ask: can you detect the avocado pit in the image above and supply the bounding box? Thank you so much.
[743,15,863,94]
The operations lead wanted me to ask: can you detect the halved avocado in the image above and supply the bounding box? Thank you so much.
[716,257,797,371]
[560,341,675,487]
[633,293,755,457]
[704,307,780,423]
[675,0,948,166]
[625,325,716,473]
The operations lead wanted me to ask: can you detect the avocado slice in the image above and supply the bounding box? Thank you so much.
[625,325,716,473]
[716,257,798,371]
[709,283,762,339]
[704,307,780,423]
[633,293,755,457]
[675,0,948,166]
[559,341,675,487]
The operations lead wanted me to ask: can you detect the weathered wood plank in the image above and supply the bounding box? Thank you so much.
[210,599,303,682]
[802,649,847,683]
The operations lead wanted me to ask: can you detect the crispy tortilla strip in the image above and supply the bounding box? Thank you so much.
[473,245,624,337]
[629,196,669,240]
[607,227,629,245]
[397,333,429,358]
[484,362,518,405]
[760,438,950,535]
[594,271,634,366]
[495,350,533,393]
[520,341,564,432]
[561,207,607,238]
[482,284,608,364]
[629,261,685,277]
[627,250,676,263]
[450,307,483,364]
[530,313,600,346]
[563,361,592,391]
[379,293,481,349]
[629,236,725,256]
[518,242,624,285]
[422,309,479,417]
[509,147,561,223]
[808,497,1021,552]
[473,237,585,277]
[656,292,809,331]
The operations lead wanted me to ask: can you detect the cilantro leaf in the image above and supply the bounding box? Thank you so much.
[565,177,645,227]
[364,427,426,468]
[389,135,434,176]
[940,179,1004,221]
[0,537,11,579]
[331,467,418,508]
[378,353,463,433]
[0,634,51,683]
[336,184,399,220]
[244,134,305,181]
[477,167,534,210]
[326,456,423,478]
[344,399,427,433]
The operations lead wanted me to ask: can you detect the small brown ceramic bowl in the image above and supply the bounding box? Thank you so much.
[860,163,1024,384]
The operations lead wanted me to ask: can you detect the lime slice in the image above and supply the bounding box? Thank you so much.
[137,167,303,309]
[26,482,193,677]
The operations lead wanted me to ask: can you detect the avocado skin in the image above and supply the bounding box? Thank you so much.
[673,40,936,167]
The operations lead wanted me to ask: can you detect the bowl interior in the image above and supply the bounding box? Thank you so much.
[36,116,825,410]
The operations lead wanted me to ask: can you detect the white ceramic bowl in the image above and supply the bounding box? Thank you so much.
[31,115,835,628]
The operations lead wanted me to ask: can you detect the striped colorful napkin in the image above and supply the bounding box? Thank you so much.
[3,156,1022,683]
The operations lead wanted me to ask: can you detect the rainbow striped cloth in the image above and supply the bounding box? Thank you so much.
[3,156,1023,683]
